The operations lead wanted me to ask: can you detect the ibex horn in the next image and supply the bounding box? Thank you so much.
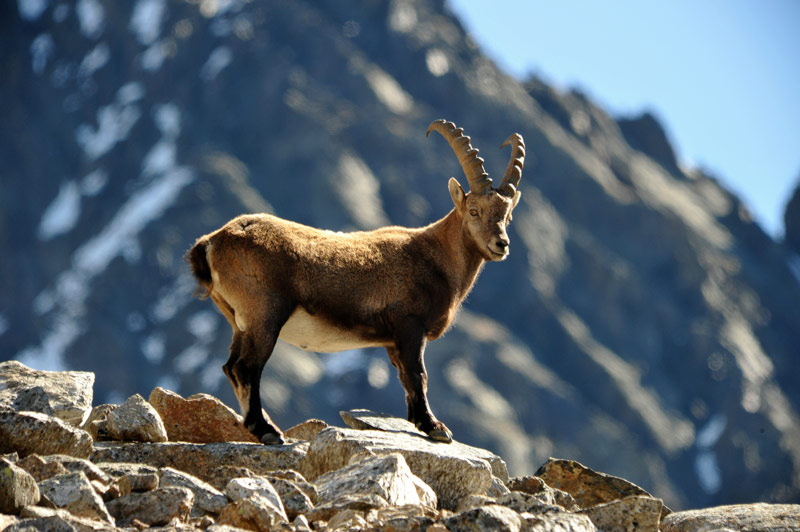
[499,133,525,196]
[427,119,493,194]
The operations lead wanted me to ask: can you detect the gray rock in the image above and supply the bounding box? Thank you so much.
[225,477,287,521]
[202,466,258,492]
[37,472,113,523]
[96,462,160,492]
[0,361,94,427]
[340,409,429,437]
[283,419,330,441]
[217,494,288,530]
[301,426,498,510]
[82,404,117,442]
[105,486,194,527]
[106,394,168,443]
[17,455,72,482]
[3,386,54,417]
[661,503,800,532]
[315,453,437,509]
[522,511,597,532]
[578,495,663,532]
[0,457,40,514]
[535,458,669,517]
[263,474,315,520]
[507,475,579,510]
[445,504,526,532]
[494,491,566,515]
[0,410,93,459]
[40,455,112,485]
[365,504,439,531]
[305,494,389,523]
[90,441,308,485]
[160,467,228,516]
[6,510,81,532]
[339,410,509,481]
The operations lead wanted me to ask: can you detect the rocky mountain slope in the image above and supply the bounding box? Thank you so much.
[3,0,800,510]
[3,361,799,531]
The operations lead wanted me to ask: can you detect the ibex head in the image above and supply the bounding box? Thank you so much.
[427,119,525,261]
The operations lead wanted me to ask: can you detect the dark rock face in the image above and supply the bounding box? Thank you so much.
[3,0,800,511]
[784,180,800,254]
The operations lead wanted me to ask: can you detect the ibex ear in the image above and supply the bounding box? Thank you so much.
[448,177,466,212]
[511,189,522,210]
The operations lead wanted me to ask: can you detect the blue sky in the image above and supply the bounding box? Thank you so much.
[449,0,800,238]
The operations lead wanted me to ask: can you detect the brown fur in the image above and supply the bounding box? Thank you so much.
[187,121,523,444]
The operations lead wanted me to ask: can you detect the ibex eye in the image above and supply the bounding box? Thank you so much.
[469,209,478,217]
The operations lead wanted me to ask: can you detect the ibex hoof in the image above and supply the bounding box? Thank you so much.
[260,432,285,445]
[427,428,453,443]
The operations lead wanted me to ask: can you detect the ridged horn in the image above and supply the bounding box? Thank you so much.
[426,119,493,194]
[499,133,525,196]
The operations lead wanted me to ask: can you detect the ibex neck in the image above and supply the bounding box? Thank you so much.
[425,209,485,299]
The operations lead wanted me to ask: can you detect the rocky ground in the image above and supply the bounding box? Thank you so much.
[1,361,798,531]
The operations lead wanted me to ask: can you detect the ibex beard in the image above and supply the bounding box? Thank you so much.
[187,119,525,445]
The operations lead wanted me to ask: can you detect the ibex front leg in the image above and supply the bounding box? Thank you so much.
[387,318,453,443]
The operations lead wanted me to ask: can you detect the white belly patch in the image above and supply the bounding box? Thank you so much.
[278,307,386,352]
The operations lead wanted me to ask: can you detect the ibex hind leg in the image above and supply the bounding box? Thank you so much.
[226,316,288,445]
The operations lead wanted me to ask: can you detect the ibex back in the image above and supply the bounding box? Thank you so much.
[188,119,525,444]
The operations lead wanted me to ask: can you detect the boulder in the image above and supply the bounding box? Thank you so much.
[17,454,70,482]
[37,471,113,523]
[535,458,669,517]
[301,425,500,510]
[106,394,168,443]
[578,495,663,532]
[0,458,40,514]
[91,441,308,485]
[365,504,439,532]
[149,387,258,443]
[14,507,113,532]
[217,494,288,531]
[340,409,509,480]
[82,404,117,441]
[225,477,287,521]
[263,472,316,520]
[284,419,330,441]
[445,504,526,532]
[522,511,597,532]
[507,475,579,510]
[160,466,229,516]
[0,410,93,458]
[97,462,160,492]
[0,361,94,427]
[105,486,194,527]
[315,453,437,510]
[661,503,800,532]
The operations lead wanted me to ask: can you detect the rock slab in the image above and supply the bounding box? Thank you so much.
[661,503,800,532]
[0,458,40,514]
[0,360,94,427]
[106,393,168,443]
[302,425,502,510]
[0,410,93,459]
[149,386,259,443]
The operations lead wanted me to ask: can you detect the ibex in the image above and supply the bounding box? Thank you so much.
[188,120,524,444]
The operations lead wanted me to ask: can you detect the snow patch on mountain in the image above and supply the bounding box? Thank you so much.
[130,0,166,46]
[17,0,48,21]
[76,0,104,39]
[38,180,82,240]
